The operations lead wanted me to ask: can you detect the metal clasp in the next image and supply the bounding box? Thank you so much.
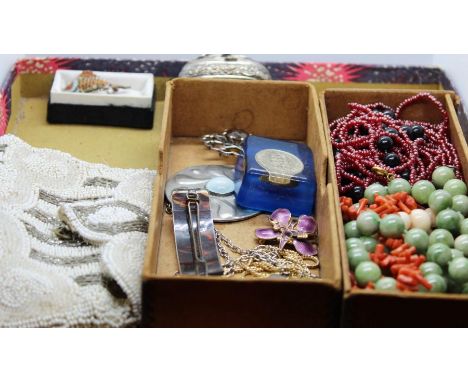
[372,166,395,182]
[171,189,223,276]
[185,190,207,275]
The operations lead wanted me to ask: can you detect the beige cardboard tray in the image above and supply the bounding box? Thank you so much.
[320,88,468,327]
[142,78,342,327]
[7,74,163,169]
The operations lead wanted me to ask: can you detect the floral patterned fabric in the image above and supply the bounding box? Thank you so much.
[0,56,466,143]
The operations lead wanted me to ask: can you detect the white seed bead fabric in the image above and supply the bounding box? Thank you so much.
[0,134,156,327]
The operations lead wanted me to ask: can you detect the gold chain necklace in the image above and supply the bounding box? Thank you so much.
[215,229,319,279]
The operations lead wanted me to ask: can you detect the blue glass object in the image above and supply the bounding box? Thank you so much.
[234,135,316,216]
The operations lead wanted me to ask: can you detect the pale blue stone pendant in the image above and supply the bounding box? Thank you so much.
[206,176,235,195]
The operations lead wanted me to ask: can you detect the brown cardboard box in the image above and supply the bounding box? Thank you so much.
[142,78,342,327]
[320,88,468,327]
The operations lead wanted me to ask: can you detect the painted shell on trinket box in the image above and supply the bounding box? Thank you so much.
[65,71,129,93]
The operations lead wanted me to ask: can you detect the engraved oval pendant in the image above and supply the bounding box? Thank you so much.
[165,165,260,222]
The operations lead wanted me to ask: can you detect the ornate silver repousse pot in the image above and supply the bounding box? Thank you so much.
[178,54,271,80]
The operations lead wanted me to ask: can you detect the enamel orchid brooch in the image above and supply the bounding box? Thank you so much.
[255,208,318,257]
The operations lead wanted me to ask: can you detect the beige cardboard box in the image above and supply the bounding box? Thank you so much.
[142,78,342,327]
[320,88,468,327]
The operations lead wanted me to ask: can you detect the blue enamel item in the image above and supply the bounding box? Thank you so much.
[234,135,316,216]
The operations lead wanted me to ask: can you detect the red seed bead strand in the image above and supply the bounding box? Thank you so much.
[330,93,462,194]
[395,92,449,128]
[396,92,461,177]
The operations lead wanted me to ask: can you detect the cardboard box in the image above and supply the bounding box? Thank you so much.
[142,78,342,327]
[320,88,468,327]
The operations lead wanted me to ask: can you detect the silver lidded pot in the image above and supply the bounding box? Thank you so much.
[178,54,271,80]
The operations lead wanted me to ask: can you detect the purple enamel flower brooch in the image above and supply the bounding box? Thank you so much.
[255,208,318,257]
